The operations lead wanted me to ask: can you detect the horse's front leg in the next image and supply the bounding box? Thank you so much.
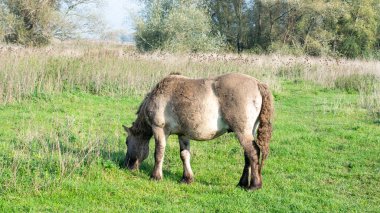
[179,136,194,184]
[151,126,167,181]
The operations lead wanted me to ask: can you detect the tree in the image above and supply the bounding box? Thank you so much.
[206,0,249,51]
[0,0,104,45]
[207,0,379,57]
[336,0,378,58]
[0,0,58,46]
[55,0,106,40]
[135,0,224,52]
[135,0,380,57]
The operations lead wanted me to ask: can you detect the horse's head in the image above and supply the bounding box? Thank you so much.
[122,125,150,170]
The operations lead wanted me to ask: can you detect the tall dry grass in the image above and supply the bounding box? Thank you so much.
[1,41,379,119]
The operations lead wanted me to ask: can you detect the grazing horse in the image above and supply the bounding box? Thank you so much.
[122,73,274,190]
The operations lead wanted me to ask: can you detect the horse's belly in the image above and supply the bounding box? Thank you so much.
[185,96,229,141]
[188,111,228,140]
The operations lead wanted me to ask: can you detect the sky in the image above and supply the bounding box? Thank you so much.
[101,0,142,33]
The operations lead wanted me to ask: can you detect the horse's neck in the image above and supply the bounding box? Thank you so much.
[132,113,153,139]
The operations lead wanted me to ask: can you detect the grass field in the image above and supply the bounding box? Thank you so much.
[0,43,379,211]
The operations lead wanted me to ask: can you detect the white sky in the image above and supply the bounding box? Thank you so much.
[101,0,142,33]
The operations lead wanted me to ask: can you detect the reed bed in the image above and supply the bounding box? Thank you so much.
[1,41,379,118]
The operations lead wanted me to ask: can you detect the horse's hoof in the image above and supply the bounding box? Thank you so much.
[237,180,249,189]
[236,183,249,189]
[181,177,194,184]
[150,175,163,181]
[247,184,262,191]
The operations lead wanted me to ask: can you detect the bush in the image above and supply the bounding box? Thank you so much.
[268,41,304,56]
[135,18,168,52]
[135,2,224,53]
[304,37,323,56]
[163,6,224,52]
[0,0,56,46]
[338,36,362,58]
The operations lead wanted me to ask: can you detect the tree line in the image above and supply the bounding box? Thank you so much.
[136,0,380,58]
[1,0,379,58]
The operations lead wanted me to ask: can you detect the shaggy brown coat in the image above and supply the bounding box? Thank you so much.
[124,73,274,190]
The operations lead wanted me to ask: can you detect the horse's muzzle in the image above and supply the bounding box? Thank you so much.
[124,156,139,170]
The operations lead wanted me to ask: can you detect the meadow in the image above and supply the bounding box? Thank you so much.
[0,42,379,212]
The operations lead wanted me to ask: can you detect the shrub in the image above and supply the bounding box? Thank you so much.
[0,0,56,46]
[268,41,304,56]
[304,37,323,56]
[163,6,224,52]
[338,36,362,59]
[135,17,168,52]
[135,2,224,53]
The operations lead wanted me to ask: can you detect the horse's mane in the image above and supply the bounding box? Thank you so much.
[129,73,184,138]
[136,92,150,115]
[130,92,153,139]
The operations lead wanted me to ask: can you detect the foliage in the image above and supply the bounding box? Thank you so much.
[336,0,378,58]
[134,0,169,52]
[135,0,224,52]
[163,6,224,52]
[186,0,380,57]
[268,41,304,56]
[0,0,103,46]
[0,0,58,46]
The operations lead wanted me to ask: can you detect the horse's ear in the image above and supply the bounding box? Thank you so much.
[122,125,131,134]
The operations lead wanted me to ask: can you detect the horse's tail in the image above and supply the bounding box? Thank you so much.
[256,82,274,173]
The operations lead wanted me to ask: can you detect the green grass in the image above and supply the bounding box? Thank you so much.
[0,81,379,212]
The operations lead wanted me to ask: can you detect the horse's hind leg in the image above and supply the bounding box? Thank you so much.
[179,136,194,184]
[238,152,250,188]
[251,140,262,190]
[236,133,262,190]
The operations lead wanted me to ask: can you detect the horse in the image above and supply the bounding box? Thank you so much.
[122,73,274,190]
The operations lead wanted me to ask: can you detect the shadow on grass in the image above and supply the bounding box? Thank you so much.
[57,142,242,188]
[134,161,242,187]
[134,162,182,183]
[102,148,182,183]
[92,140,242,187]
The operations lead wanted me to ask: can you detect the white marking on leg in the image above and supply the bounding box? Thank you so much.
[181,150,193,179]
